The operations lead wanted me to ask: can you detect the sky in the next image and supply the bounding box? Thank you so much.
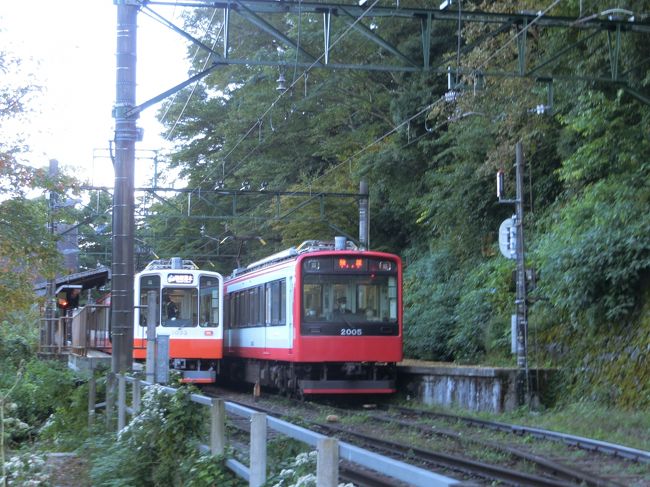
[1,1,190,187]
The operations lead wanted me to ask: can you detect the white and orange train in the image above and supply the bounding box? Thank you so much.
[132,258,224,383]
[222,239,403,396]
[130,239,403,395]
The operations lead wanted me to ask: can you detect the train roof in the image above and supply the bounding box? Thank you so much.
[143,258,199,271]
[231,239,366,277]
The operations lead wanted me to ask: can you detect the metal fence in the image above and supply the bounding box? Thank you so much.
[40,304,111,357]
[89,373,461,487]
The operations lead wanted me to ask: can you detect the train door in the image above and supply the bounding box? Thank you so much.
[264,278,287,353]
[286,276,294,348]
[135,274,161,355]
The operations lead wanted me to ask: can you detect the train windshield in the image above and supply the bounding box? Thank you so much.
[302,274,398,324]
[162,288,198,327]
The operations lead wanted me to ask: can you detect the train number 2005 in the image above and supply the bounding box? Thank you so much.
[340,328,363,336]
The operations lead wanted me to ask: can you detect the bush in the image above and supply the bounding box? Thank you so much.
[1,452,49,486]
[403,247,460,361]
[39,379,93,451]
[449,257,514,363]
[90,384,241,486]
[9,360,77,429]
[0,309,40,368]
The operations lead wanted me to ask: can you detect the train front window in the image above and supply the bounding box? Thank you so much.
[199,276,220,327]
[302,275,398,323]
[162,288,198,327]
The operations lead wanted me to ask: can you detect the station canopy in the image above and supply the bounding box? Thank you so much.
[33,266,111,297]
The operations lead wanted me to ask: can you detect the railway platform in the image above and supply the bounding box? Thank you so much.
[397,359,555,412]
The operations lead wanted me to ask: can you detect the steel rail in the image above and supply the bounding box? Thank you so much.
[368,412,621,487]
[393,406,650,464]
[313,420,576,487]
[223,397,585,486]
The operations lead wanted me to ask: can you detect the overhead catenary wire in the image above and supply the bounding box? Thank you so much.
[142,0,567,235]
[158,10,223,139]
[221,0,571,230]
[472,0,564,75]
[208,0,565,189]
[224,95,447,229]
[191,0,384,189]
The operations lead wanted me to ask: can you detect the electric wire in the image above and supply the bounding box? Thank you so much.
[159,9,222,138]
[291,0,303,85]
[217,0,565,189]
[222,1,570,225]
[144,0,568,244]
[222,95,446,232]
[308,98,444,188]
[472,0,564,75]
[193,0,383,188]
[164,24,224,142]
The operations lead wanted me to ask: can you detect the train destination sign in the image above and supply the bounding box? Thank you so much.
[167,273,194,284]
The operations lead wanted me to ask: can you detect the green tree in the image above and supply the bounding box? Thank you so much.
[0,51,62,320]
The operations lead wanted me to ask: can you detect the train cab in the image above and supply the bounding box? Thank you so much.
[133,258,224,383]
[223,239,403,395]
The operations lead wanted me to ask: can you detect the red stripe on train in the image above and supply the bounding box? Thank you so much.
[225,337,401,362]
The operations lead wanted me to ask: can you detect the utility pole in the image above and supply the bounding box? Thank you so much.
[497,141,529,406]
[111,0,138,374]
[44,159,59,353]
[513,142,529,406]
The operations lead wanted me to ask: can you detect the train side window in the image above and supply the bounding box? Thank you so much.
[199,276,220,327]
[388,276,398,320]
[239,291,244,328]
[249,287,258,326]
[279,279,286,325]
[267,279,286,326]
[258,285,265,326]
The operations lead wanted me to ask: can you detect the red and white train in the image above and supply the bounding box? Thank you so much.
[132,258,224,383]
[222,238,403,396]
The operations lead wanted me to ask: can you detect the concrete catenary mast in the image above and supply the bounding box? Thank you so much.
[111,0,138,374]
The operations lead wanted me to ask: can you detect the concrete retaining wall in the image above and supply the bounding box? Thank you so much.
[398,362,555,413]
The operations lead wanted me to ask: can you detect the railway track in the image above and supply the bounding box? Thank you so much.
[390,405,650,464]
[203,386,649,486]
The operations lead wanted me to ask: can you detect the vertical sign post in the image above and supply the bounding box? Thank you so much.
[514,142,529,406]
[498,142,529,406]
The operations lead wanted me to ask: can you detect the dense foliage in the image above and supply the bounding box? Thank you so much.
[89,385,242,487]
[145,0,650,407]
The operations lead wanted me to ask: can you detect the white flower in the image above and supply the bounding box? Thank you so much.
[293,473,316,487]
